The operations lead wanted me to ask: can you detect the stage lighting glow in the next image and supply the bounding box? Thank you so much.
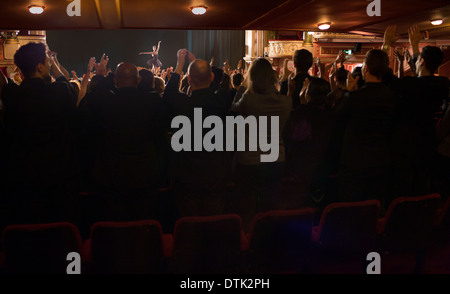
[191,6,207,15]
[28,5,45,14]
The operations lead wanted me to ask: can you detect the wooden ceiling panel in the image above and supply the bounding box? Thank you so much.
[249,0,450,32]
[0,0,449,39]
[120,0,294,29]
[0,0,100,30]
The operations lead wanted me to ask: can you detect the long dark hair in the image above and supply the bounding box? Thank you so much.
[248,58,278,95]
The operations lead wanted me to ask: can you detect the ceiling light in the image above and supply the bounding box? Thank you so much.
[28,5,45,14]
[191,6,207,15]
[431,19,443,26]
[318,22,331,30]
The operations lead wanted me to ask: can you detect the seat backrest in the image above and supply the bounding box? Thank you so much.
[172,214,244,274]
[315,200,381,253]
[381,193,441,250]
[89,219,166,273]
[2,222,83,274]
[247,208,315,273]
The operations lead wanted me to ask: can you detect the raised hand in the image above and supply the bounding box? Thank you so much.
[177,49,188,60]
[94,53,109,76]
[408,25,422,56]
[237,59,243,70]
[383,25,399,47]
[49,54,64,79]
[335,50,347,64]
[404,48,412,64]
[88,57,96,73]
[223,60,231,75]
[71,70,79,80]
[210,57,215,66]
[408,25,423,46]
[188,51,196,63]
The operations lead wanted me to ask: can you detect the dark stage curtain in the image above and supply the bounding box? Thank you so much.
[46,30,245,75]
[188,30,245,70]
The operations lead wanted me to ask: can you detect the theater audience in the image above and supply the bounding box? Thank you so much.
[163,49,232,218]
[138,68,155,92]
[231,72,244,100]
[284,77,337,208]
[327,66,349,109]
[231,57,292,230]
[1,42,80,225]
[334,49,397,206]
[383,25,450,203]
[280,49,313,109]
[0,26,449,238]
[85,62,165,222]
[434,106,450,201]
[154,76,165,95]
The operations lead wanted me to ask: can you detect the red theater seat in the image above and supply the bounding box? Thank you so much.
[1,222,83,274]
[377,193,441,274]
[84,219,172,273]
[311,200,381,273]
[245,208,315,274]
[171,214,246,274]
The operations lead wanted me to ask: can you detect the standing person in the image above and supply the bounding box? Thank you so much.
[279,49,313,109]
[1,42,80,225]
[231,58,292,231]
[164,49,232,218]
[86,62,165,222]
[334,49,397,206]
[139,41,163,71]
[382,25,450,201]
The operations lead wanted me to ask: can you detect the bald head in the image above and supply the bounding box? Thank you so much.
[114,62,140,88]
[188,59,214,90]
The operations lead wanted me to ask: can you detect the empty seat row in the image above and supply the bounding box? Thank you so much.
[0,193,448,274]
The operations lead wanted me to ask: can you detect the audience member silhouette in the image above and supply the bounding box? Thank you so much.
[334,49,397,206]
[1,42,80,225]
[231,57,292,230]
[163,49,232,218]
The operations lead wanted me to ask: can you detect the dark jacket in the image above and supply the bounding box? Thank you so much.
[334,82,397,169]
[87,86,164,189]
[2,76,79,188]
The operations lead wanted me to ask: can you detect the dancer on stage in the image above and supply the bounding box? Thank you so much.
[139,41,162,70]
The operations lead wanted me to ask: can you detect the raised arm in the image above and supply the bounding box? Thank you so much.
[77,57,95,107]
[394,47,405,78]
[382,25,399,53]
[156,41,161,53]
[408,25,423,58]
[48,50,70,80]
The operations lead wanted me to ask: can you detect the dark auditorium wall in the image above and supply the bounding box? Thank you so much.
[46,30,245,76]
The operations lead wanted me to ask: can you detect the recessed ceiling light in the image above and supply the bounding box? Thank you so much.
[431,19,443,26]
[318,22,331,30]
[28,5,45,14]
[191,5,207,15]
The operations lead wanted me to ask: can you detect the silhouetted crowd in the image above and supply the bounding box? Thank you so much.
[0,25,449,235]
